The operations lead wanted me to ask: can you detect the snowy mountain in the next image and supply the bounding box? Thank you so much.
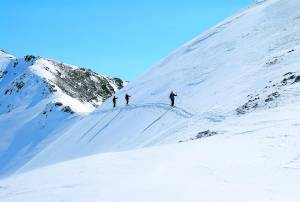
[1,0,300,201]
[0,50,126,175]
[20,0,300,167]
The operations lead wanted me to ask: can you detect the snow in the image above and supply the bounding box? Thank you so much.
[1,105,300,202]
[20,0,300,169]
[30,58,99,114]
[0,54,82,176]
[1,0,300,201]
[0,50,15,77]
[0,53,124,176]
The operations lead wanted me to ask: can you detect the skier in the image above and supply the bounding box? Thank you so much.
[112,96,118,108]
[169,91,177,107]
[125,94,131,105]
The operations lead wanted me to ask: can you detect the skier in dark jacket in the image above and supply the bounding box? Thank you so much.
[169,91,177,107]
[125,94,131,105]
[112,96,118,108]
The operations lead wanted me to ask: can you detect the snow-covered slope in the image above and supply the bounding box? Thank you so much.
[1,0,300,201]
[1,105,300,202]
[0,51,125,176]
[21,0,300,169]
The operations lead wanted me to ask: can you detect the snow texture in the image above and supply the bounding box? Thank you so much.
[1,0,300,201]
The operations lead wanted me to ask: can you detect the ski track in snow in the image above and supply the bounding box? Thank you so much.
[87,110,123,143]
[83,104,193,143]
[95,103,194,118]
[3,0,300,201]
[77,113,112,142]
[142,109,170,133]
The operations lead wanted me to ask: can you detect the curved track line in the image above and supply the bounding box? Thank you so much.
[87,110,122,143]
[85,104,194,143]
[95,103,194,118]
[142,109,170,133]
[77,113,111,142]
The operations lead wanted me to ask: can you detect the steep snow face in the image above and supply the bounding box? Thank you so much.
[21,0,300,171]
[0,52,125,176]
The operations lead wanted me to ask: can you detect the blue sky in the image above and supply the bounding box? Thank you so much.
[0,0,252,80]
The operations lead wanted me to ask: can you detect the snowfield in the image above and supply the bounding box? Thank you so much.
[1,0,300,201]
[1,105,300,202]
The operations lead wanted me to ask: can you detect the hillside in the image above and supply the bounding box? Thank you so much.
[0,50,125,176]
[1,104,300,202]
[1,0,300,201]
[21,0,300,168]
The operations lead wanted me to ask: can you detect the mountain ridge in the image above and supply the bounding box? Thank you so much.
[0,50,126,176]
